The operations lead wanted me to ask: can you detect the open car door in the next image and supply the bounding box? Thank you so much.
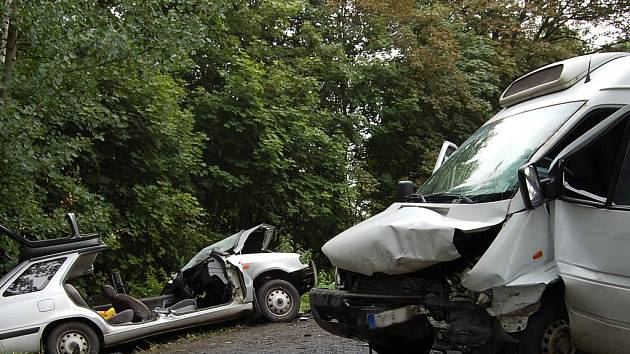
[532,104,630,352]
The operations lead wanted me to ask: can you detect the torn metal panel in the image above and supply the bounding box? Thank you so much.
[322,201,509,276]
[463,207,555,291]
[488,285,546,332]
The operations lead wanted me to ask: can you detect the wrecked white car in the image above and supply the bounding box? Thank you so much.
[311,52,630,354]
[0,214,314,353]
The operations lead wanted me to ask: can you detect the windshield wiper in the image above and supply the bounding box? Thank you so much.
[405,193,427,203]
[423,192,474,204]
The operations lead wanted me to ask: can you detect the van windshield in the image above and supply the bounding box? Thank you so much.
[418,102,584,203]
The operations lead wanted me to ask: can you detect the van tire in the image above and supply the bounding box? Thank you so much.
[45,321,100,354]
[257,279,300,322]
[516,299,571,354]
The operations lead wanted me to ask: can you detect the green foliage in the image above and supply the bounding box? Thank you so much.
[300,268,335,313]
[0,0,626,296]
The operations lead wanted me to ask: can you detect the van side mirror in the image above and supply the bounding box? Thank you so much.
[433,141,458,173]
[395,181,415,202]
[519,161,565,209]
[518,163,546,209]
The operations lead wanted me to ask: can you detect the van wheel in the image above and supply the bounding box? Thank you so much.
[257,279,299,322]
[516,300,571,354]
[45,321,100,354]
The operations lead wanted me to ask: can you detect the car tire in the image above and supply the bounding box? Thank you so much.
[256,279,300,322]
[515,299,571,354]
[45,321,100,354]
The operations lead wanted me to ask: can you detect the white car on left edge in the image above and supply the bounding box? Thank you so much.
[0,213,315,354]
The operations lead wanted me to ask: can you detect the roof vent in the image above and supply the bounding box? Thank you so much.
[503,64,563,98]
[499,52,630,107]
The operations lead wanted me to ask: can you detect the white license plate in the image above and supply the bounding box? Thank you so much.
[367,305,417,329]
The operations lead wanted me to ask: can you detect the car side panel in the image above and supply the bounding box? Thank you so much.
[0,330,41,353]
[229,253,307,281]
[103,301,253,346]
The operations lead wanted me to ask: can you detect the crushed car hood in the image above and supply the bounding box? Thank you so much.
[322,200,510,276]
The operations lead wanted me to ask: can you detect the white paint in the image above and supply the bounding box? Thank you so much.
[464,207,555,291]
[322,201,509,276]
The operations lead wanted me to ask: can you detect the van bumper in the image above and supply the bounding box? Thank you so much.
[310,287,513,351]
[309,288,433,346]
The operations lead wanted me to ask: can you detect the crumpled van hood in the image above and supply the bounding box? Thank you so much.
[322,201,510,275]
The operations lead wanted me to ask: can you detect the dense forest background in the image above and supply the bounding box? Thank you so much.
[0,0,628,295]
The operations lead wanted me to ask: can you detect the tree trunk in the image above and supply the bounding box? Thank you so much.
[0,0,13,64]
[1,0,16,104]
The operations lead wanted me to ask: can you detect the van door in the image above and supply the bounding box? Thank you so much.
[549,105,630,352]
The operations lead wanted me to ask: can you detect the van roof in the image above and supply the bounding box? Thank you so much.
[499,52,630,107]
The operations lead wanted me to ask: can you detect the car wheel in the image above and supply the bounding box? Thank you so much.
[516,300,571,354]
[257,279,300,322]
[45,321,100,354]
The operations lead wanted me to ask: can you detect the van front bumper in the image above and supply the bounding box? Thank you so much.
[310,287,512,351]
[309,288,433,346]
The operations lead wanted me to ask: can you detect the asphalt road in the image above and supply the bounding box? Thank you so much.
[123,316,368,354]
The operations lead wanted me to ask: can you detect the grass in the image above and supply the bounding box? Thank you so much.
[299,268,335,313]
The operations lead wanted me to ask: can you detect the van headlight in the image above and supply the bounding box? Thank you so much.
[335,267,345,289]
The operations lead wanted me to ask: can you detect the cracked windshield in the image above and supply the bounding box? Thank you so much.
[418,101,584,203]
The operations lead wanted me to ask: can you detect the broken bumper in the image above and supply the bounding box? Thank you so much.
[310,287,513,351]
[309,288,433,346]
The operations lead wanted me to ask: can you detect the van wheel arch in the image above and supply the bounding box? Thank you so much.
[541,279,565,304]
[511,280,570,354]
[42,318,104,353]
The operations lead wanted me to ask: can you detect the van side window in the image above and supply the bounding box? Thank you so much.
[3,258,65,297]
[544,107,620,168]
[563,121,626,204]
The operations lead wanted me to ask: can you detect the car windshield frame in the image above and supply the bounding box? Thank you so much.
[181,233,240,271]
[418,101,584,203]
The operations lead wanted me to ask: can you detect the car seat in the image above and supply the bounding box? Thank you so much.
[103,285,197,316]
[101,285,153,323]
[64,284,133,324]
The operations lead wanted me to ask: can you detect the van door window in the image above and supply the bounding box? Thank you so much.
[563,120,628,204]
[543,107,620,169]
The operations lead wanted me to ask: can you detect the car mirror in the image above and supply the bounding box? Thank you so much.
[518,163,544,209]
[395,180,415,202]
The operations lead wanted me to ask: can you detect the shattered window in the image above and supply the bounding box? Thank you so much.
[3,258,65,297]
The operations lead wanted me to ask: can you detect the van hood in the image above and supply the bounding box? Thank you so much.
[322,200,510,276]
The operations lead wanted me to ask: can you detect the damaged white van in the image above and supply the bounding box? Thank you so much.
[310,52,630,354]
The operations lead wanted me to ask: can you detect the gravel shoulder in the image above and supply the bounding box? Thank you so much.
[128,316,367,354]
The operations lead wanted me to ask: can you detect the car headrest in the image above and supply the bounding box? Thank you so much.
[102,285,117,300]
[64,284,89,308]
